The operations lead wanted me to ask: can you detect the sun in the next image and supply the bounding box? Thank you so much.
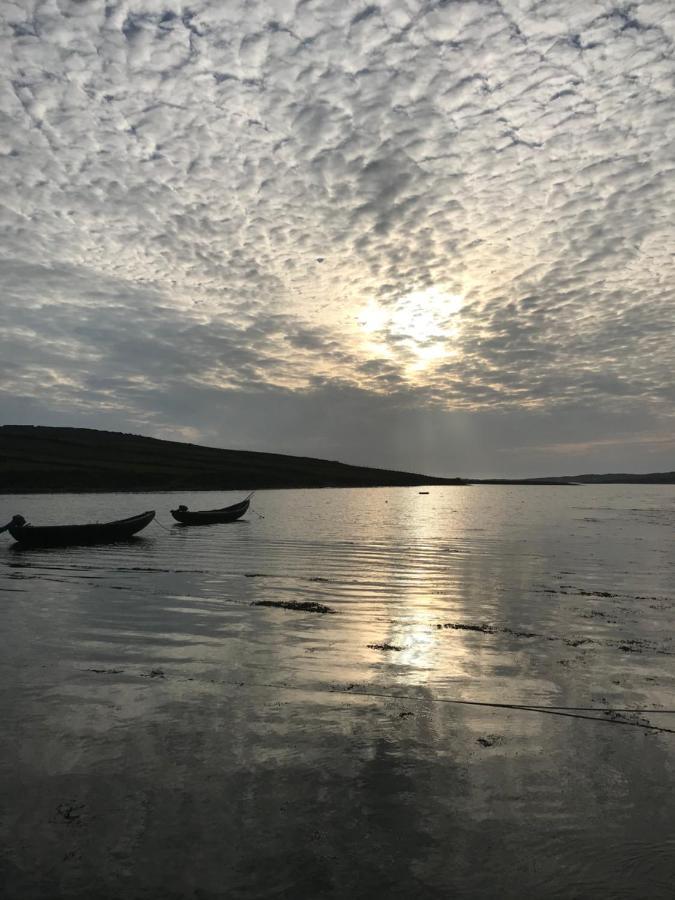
[358,286,464,368]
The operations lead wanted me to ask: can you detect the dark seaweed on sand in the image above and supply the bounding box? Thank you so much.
[437,622,537,638]
[253,599,336,614]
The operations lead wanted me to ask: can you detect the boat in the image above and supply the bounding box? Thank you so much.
[1,510,156,547]
[170,496,251,525]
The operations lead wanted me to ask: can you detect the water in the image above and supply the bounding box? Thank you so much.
[1,486,675,898]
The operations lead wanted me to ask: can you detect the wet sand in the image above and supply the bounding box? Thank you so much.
[1,486,675,898]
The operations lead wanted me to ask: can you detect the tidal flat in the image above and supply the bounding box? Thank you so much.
[1,486,675,898]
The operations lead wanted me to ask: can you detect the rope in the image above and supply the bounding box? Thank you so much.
[328,690,675,715]
[243,491,264,518]
[78,652,675,735]
[150,518,175,533]
[228,680,675,735]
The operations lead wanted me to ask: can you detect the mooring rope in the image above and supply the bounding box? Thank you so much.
[321,686,675,734]
[78,657,675,735]
[150,518,175,533]
[211,678,675,735]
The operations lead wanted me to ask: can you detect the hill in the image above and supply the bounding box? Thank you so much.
[0,425,465,493]
[551,472,675,484]
[472,473,675,485]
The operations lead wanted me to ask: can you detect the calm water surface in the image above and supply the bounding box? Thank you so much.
[1,486,675,898]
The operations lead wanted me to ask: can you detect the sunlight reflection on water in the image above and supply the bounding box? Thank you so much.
[1,486,675,898]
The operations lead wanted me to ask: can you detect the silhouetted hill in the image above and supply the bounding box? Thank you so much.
[471,473,675,485]
[0,426,465,492]
[556,472,675,484]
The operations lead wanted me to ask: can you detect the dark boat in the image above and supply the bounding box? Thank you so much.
[1,510,156,547]
[170,497,251,525]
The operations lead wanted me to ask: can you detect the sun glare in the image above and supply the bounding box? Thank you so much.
[358,287,463,370]
[359,302,390,333]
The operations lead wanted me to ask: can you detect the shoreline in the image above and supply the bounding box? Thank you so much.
[4,480,675,495]
[0,481,468,495]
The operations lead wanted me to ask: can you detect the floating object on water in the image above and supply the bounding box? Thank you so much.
[171,495,251,525]
[2,511,155,547]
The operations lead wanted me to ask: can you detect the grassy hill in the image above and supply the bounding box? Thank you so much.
[0,425,465,493]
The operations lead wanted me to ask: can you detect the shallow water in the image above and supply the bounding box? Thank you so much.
[1,485,675,898]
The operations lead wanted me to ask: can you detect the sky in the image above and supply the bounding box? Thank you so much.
[1,0,674,477]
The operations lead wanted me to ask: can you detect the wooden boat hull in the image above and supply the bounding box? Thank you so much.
[170,499,250,525]
[8,511,156,547]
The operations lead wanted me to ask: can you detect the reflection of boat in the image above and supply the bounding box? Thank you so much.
[170,497,250,525]
[3,511,155,547]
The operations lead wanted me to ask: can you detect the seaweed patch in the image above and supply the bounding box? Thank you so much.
[437,622,496,634]
[437,622,537,638]
[477,735,503,748]
[253,599,335,614]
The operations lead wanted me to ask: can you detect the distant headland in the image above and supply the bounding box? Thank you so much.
[472,474,675,485]
[1,426,673,493]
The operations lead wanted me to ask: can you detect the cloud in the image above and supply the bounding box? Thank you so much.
[1,0,674,473]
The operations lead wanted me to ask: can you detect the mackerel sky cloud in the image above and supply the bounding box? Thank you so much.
[1,0,674,475]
